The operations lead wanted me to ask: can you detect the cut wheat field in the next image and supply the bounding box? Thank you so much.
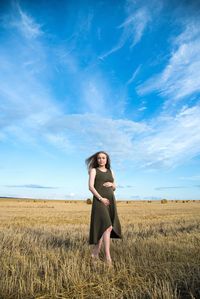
[0,198,199,299]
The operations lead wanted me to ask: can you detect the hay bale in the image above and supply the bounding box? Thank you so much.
[86,198,92,204]
[161,199,168,204]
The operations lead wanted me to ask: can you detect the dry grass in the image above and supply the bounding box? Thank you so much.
[0,198,200,299]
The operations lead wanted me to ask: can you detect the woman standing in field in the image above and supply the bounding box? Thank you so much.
[85,151,122,266]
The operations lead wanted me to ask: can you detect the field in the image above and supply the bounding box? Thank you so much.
[0,198,200,299]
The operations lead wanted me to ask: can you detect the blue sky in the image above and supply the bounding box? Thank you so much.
[0,0,200,200]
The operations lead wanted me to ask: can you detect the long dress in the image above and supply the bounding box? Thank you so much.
[89,167,122,245]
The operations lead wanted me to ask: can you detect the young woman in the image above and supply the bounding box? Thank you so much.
[85,151,122,266]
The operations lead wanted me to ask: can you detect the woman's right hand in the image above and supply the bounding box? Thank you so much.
[101,197,110,206]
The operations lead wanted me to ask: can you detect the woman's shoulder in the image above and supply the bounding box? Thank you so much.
[89,167,97,174]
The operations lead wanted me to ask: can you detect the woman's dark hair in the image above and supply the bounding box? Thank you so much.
[85,151,111,173]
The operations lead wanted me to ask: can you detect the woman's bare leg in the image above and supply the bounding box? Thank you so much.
[103,225,113,263]
[91,235,103,258]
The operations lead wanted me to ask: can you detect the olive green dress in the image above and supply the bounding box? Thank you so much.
[89,167,122,245]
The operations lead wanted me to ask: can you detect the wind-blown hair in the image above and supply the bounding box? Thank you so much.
[85,151,111,174]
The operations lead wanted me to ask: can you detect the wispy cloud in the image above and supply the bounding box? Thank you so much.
[129,195,162,200]
[5,184,58,189]
[3,1,44,39]
[16,4,43,39]
[134,105,200,168]
[43,113,148,159]
[99,6,151,60]
[130,195,141,199]
[80,75,113,116]
[138,106,147,112]
[143,196,162,200]
[117,185,134,188]
[137,19,200,104]
[179,175,200,181]
[126,65,141,85]
[118,7,150,48]
[42,104,200,170]
[0,4,63,149]
[55,46,125,117]
[155,186,188,190]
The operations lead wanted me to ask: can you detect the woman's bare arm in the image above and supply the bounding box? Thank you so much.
[111,169,116,191]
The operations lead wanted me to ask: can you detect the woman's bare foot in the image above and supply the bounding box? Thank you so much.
[105,257,113,267]
[91,253,99,260]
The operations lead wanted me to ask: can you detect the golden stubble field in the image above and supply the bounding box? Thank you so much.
[0,198,200,299]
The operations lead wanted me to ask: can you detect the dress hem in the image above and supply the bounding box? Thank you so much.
[89,224,122,245]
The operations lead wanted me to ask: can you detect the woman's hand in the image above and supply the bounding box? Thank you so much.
[103,182,113,188]
[101,197,110,206]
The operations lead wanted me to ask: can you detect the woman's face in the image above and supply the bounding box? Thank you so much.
[97,153,107,167]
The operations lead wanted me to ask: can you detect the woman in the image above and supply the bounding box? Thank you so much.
[85,151,122,266]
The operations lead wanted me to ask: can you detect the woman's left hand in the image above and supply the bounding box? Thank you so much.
[103,182,113,187]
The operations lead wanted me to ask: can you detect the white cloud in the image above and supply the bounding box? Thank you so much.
[138,106,147,111]
[126,65,141,85]
[11,2,43,39]
[0,48,61,134]
[173,21,200,45]
[0,6,63,149]
[155,186,188,190]
[5,184,58,189]
[44,133,74,152]
[39,104,200,170]
[118,7,150,48]
[134,105,200,168]
[81,77,111,115]
[137,20,200,103]
[99,6,151,60]
[55,46,78,74]
[42,113,148,159]
[179,175,200,181]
